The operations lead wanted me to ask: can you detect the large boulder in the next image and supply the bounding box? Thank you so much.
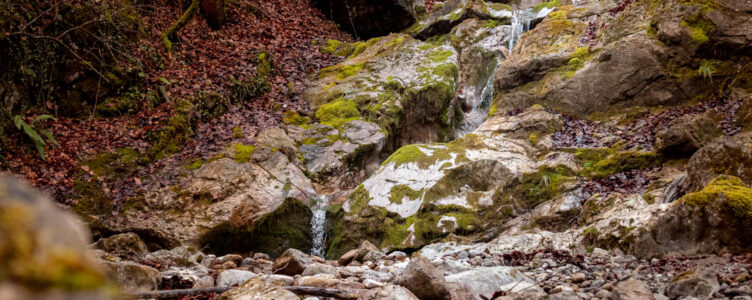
[94,232,149,258]
[0,176,114,299]
[99,260,161,293]
[612,278,653,300]
[272,248,313,276]
[444,267,542,300]
[684,132,752,192]
[666,269,720,300]
[304,33,462,151]
[396,256,452,300]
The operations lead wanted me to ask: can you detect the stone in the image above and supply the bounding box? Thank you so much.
[655,112,723,156]
[217,254,244,266]
[0,176,114,299]
[296,275,340,288]
[255,127,297,159]
[666,270,720,300]
[193,276,215,289]
[100,260,161,293]
[216,270,258,288]
[218,277,298,300]
[94,232,148,258]
[364,279,385,288]
[397,256,451,300]
[360,284,420,300]
[339,240,380,265]
[571,272,587,284]
[273,248,313,276]
[444,266,542,300]
[612,278,653,300]
[145,246,204,267]
[259,274,295,286]
[684,132,752,192]
[302,263,339,277]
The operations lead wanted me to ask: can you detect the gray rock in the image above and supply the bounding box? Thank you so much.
[445,266,542,300]
[364,279,386,288]
[360,284,420,300]
[259,274,295,286]
[397,256,451,300]
[612,278,653,300]
[216,270,258,288]
[273,248,313,276]
[302,263,339,277]
[666,270,719,300]
[95,233,148,258]
[193,276,215,289]
[100,260,161,293]
[218,277,297,300]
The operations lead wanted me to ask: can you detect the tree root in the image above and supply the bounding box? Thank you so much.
[162,0,200,55]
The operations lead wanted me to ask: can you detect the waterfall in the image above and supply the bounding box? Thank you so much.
[310,194,329,257]
[508,10,534,51]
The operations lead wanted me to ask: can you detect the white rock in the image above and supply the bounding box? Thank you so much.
[216,270,258,288]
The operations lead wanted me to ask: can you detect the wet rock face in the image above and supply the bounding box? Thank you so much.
[313,0,415,38]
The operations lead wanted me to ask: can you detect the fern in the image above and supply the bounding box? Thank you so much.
[698,59,718,83]
[12,115,59,160]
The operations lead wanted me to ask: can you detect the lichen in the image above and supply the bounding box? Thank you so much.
[283,111,313,127]
[534,0,561,12]
[513,165,575,209]
[681,14,714,45]
[389,185,424,204]
[489,3,512,11]
[319,63,365,80]
[582,151,662,179]
[321,39,342,54]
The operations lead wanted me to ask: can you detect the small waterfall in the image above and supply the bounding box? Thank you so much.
[458,60,499,135]
[508,10,534,51]
[310,194,329,257]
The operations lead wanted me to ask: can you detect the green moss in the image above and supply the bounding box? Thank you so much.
[185,159,204,170]
[348,42,368,58]
[489,3,512,11]
[231,52,274,102]
[563,47,589,79]
[233,143,256,163]
[528,132,541,146]
[283,111,312,127]
[683,175,752,220]
[199,198,313,257]
[347,185,371,215]
[427,49,454,63]
[583,151,662,179]
[681,15,714,45]
[319,63,365,80]
[514,165,576,209]
[322,39,342,54]
[381,134,486,169]
[315,98,361,129]
[148,99,196,161]
[84,148,140,178]
[405,22,426,35]
[95,86,141,116]
[390,185,424,204]
[548,11,567,20]
[385,37,407,48]
[534,0,561,12]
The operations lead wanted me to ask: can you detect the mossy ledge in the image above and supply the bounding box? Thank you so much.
[682,175,752,221]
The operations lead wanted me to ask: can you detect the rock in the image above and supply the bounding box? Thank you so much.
[635,175,752,258]
[364,279,385,288]
[255,127,297,159]
[218,277,298,300]
[94,232,148,258]
[100,260,161,293]
[445,266,542,300]
[273,248,313,276]
[397,256,451,300]
[571,272,587,284]
[338,240,380,265]
[296,275,341,288]
[302,263,339,277]
[612,278,653,300]
[0,176,114,299]
[360,284,420,300]
[259,274,294,286]
[666,270,720,300]
[655,112,723,156]
[193,276,215,289]
[217,269,258,288]
[144,246,205,267]
[684,132,752,192]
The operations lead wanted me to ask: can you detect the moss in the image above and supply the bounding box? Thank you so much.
[319,63,365,80]
[489,3,512,11]
[683,175,752,220]
[283,111,313,127]
[381,134,486,169]
[404,22,426,35]
[548,11,567,20]
[321,39,342,54]
[583,151,662,179]
[72,180,114,217]
[315,98,361,129]
[347,185,371,215]
[84,148,140,178]
[528,132,540,146]
[147,99,196,161]
[185,159,204,170]
[426,49,454,63]
[390,185,424,204]
[534,0,561,12]
[199,198,313,257]
[232,127,245,139]
[514,165,576,209]
[563,47,589,79]
[233,143,256,163]
[681,15,714,45]
[95,86,141,116]
[231,52,273,102]
[348,41,368,58]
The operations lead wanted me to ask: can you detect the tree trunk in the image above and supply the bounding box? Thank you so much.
[200,0,226,29]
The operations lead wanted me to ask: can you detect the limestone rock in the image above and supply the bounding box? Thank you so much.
[396,256,451,300]
[100,260,161,293]
[94,232,148,258]
[218,277,298,300]
[684,132,752,192]
[655,111,723,156]
[612,278,653,300]
[216,270,258,288]
[302,263,340,277]
[360,284,420,300]
[666,270,720,300]
[444,266,542,300]
[273,248,313,276]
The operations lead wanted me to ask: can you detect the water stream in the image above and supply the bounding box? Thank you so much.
[310,194,330,257]
[508,10,535,51]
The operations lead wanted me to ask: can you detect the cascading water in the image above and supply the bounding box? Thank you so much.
[310,194,330,257]
[457,60,499,135]
[508,10,534,51]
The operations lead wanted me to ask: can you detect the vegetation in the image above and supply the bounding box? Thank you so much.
[12,115,59,161]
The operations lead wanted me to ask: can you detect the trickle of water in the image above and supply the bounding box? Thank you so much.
[310,194,329,257]
[458,60,499,135]
[508,10,534,51]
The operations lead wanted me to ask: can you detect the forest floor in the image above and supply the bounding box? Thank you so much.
[3,0,352,204]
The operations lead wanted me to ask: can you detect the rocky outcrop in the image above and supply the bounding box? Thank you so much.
[684,132,752,192]
[0,176,115,299]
